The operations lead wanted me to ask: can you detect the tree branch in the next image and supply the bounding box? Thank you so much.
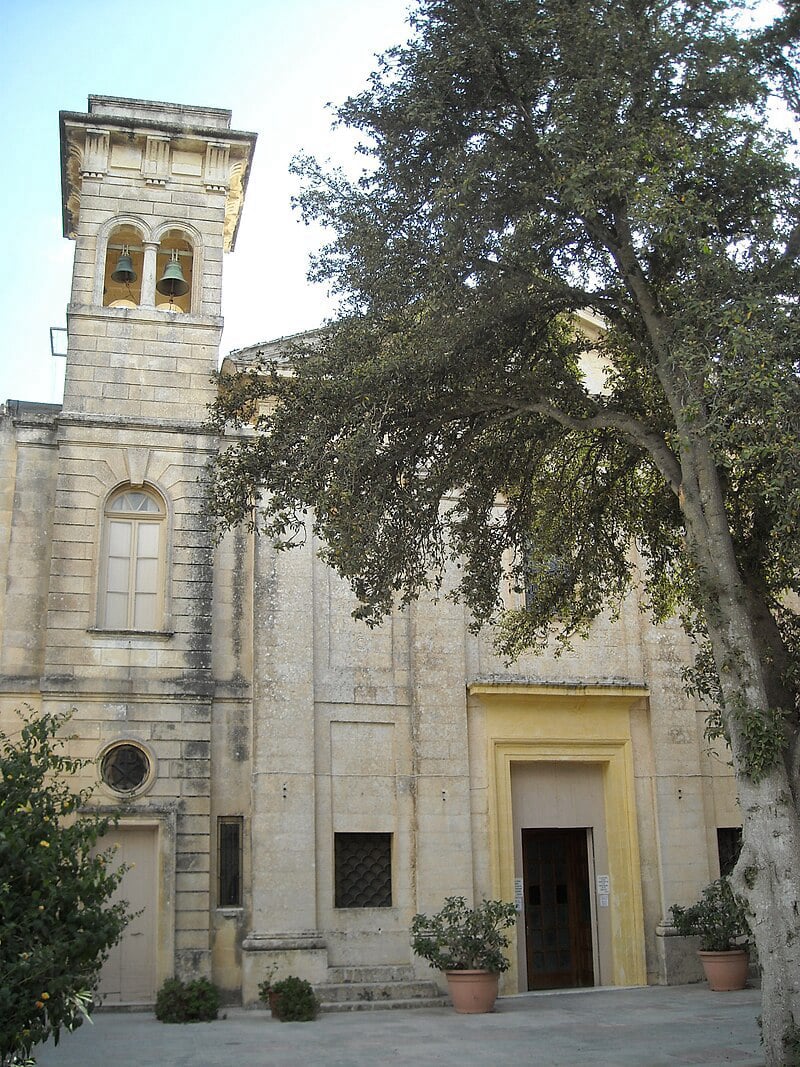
[472,393,683,492]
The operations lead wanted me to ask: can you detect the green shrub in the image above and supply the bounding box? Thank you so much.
[0,709,132,1067]
[669,877,750,952]
[154,977,219,1023]
[269,976,319,1022]
[411,896,517,973]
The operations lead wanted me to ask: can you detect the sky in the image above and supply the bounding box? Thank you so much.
[0,0,413,406]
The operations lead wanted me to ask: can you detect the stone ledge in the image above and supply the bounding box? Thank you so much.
[242,933,327,952]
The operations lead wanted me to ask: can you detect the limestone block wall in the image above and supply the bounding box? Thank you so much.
[407,587,475,924]
[210,525,255,994]
[250,528,316,928]
[697,727,739,873]
[468,581,647,687]
[314,558,418,966]
[42,422,216,688]
[635,607,718,979]
[39,415,219,979]
[40,691,211,979]
[0,407,58,689]
[246,523,477,983]
[62,309,221,423]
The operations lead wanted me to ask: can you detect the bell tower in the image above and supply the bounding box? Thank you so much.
[59,96,256,421]
[41,98,257,998]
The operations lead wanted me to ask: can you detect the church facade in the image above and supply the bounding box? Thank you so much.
[0,96,741,1007]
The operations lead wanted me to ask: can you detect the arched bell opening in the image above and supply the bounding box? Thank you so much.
[155,231,194,314]
[103,224,144,307]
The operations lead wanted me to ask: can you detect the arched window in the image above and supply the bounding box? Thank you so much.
[100,487,166,630]
[103,224,144,308]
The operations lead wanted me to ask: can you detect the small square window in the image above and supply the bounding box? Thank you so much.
[334,832,392,908]
[218,816,243,907]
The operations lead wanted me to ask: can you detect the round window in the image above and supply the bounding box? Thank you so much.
[101,743,151,794]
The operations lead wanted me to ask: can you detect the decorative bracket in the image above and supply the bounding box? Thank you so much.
[81,127,110,179]
[204,141,231,192]
[143,135,170,185]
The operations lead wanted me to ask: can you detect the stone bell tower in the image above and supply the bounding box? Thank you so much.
[41,97,257,1000]
[59,96,256,422]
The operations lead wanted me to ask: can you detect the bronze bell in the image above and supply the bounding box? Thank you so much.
[111,250,137,284]
[156,253,189,298]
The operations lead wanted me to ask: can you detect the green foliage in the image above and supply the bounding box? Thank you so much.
[207,7,799,1054]
[670,877,750,952]
[267,976,319,1022]
[686,643,790,781]
[154,978,219,1024]
[0,709,131,1067]
[410,896,517,973]
[256,964,278,1003]
[207,49,800,1067]
[207,2,800,762]
[734,702,790,782]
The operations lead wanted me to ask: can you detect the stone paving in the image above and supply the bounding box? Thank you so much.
[35,984,764,1067]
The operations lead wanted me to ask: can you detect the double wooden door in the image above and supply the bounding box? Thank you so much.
[522,828,594,990]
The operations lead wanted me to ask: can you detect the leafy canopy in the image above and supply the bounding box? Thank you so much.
[208,0,800,669]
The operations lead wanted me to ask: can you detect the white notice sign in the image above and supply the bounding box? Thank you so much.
[514,878,524,913]
[596,874,610,895]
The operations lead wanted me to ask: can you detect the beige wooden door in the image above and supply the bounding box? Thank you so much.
[98,825,158,1004]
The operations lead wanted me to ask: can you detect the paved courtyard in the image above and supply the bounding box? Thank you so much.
[36,984,764,1067]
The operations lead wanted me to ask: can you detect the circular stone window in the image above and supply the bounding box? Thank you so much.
[100,743,151,795]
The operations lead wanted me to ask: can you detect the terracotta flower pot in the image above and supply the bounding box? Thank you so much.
[698,949,749,991]
[445,970,500,1013]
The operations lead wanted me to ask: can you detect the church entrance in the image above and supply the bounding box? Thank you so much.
[522,828,594,990]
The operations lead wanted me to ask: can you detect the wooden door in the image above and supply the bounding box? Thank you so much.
[97,825,157,1004]
[522,828,594,990]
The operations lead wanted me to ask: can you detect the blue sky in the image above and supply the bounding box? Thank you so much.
[0,0,412,405]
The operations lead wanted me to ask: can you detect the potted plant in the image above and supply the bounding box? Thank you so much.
[669,877,750,990]
[411,895,517,1013]
[257,965,278,1015]
[258,972,319,1021]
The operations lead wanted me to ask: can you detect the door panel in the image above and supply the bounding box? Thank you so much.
[523,828,593,990]
[98,825,157,1004]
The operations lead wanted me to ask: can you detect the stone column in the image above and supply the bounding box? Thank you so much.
[141,242,158,307]
[241,526,327,1004]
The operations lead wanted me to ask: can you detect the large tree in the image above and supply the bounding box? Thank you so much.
[208,1,800,1060]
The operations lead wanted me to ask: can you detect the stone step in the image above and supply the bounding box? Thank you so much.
[325,965,415,984]
[317,979,447,1013]
[320,994,448,1013]
[318,979,438,1004]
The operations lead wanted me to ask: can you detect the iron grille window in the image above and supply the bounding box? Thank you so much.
[218,816,243,907]
[717,827,742,878]
[334,832,392,908]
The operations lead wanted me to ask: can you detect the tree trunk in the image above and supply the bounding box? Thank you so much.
[731,766,800,1066]
[703,585,800,1066]
[678,439,800,1066]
